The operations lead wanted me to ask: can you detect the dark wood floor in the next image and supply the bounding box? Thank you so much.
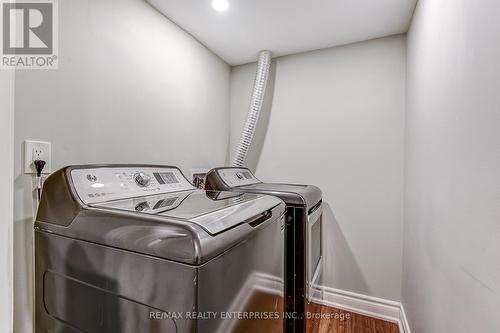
[233,291,399,333]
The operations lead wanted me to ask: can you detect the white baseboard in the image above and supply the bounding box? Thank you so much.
[310,285,411,333]
[219,274,412,333]
[254,272,284,296]
[398,304,411,333]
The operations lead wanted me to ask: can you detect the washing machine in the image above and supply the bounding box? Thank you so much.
[206,167,322,333]
[35,164,286,333]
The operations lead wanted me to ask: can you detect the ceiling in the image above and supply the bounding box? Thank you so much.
[147,0,418,66]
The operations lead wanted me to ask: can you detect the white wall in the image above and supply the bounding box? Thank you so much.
[230,35,406,301]
[404,0,500,332]
[0,70,14,333]
[13,0,230,332]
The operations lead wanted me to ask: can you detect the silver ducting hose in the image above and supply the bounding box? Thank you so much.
[231,50,272,167]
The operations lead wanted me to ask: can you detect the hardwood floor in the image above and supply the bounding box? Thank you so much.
[232,291,399,333]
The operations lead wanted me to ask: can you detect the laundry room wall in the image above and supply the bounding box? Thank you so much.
[0,71,14,332]
[229,35,406,301]
[403,0,500,332]
[13,0,230,332]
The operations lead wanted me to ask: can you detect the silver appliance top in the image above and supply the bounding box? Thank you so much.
[206,167,322,208]
[92,189,269,235]
[36,165,286,264]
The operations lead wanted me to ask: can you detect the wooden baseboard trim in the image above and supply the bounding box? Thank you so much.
[310,285,411,333]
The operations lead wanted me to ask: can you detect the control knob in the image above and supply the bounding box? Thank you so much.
[134,172,151,187]
[135,202,150,212]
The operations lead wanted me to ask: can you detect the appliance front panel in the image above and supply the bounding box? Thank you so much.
[199,214,285,333]
[35,231,196,333]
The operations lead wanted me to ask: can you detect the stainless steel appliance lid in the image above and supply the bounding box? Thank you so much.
[36,165,286,265]
[237,183,322,208]
[92,189,274,236]
[92,189,259,220]
[206,167,322,208]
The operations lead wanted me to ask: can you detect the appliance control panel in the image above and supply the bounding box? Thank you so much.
[217,168,261,187]
[70,166,194,204]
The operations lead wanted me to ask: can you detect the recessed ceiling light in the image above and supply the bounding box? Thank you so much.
[212,0,229,12]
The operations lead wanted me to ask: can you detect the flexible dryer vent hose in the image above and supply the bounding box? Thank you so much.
[231,50,272,167]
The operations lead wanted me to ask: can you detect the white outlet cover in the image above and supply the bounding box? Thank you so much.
[24,140,51,174]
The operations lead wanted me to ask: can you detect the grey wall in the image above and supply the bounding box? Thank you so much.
[0,70,14,333]
[229,35,406,301]
[403,0,500,332]
[13,0,230,332]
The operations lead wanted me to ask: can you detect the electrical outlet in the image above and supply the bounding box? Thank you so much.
[190,168,210,189]
[24,140,51,174]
